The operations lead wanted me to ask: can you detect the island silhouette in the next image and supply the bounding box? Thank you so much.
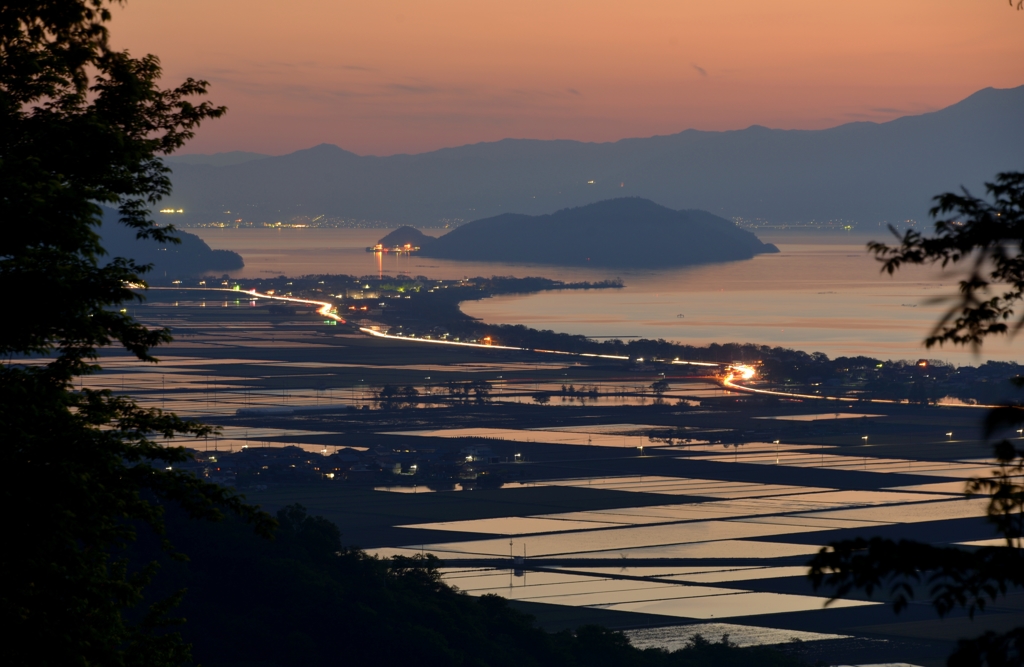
[374,226,436,251]
[379,197,778,268]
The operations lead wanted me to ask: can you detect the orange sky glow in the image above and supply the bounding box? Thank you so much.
[111,1,1023,156]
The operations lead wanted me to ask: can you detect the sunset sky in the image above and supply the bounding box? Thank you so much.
[112,1,1023,156]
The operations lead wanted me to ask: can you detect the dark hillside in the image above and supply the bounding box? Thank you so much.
[137,504,804,667]
[98,208,244,279]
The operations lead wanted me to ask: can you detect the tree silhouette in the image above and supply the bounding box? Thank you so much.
[0,2,271,664]
[812,172,1024,666]
[870,173,1024,351]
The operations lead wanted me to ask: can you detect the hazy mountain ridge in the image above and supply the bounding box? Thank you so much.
[417,198,778,268]
[163,151,270,167]
[165,85,1024,227]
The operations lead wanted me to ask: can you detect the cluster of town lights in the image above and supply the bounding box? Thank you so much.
[720,364,757,384]
[733,364,757,381]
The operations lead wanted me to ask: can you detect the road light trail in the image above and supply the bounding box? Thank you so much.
[721,364,995,409]
[358,327,646,361]
[151,286,346,323]
[358,326,527,351]
[155,287,705,365]
[721,364,904,403]
[152,286,990,408]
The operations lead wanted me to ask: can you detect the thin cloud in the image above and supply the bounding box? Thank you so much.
[870,107,903,114]
[205,73,363,100]
[691,63,708,77]
[388,83,440,95]
[567,88,582,96]
[509,88,560,99]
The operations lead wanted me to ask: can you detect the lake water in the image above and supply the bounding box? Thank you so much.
[191,227,1022,363]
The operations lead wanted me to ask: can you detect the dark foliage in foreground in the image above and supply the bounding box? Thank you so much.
[145,504,804,667]
[1,1,271,664]
[871,172,1024,351]
[811,172,1024,667]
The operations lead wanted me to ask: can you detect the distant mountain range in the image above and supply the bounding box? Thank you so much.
[164,151,270,167]
[164,85,1024,228]
[99,208,244,279]
[406,198,777,268]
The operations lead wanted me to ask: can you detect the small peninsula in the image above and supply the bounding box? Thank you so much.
[407,198,778,268]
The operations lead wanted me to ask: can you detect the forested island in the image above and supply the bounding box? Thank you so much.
[382,198,778,268]
[370,225,437,251]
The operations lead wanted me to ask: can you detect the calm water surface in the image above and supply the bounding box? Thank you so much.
[192,228,1021,363]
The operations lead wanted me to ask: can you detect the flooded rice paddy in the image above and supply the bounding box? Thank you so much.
[379,427,701,449]
[364,433,991,624]
[82,285,1014,656]
[88,349,723,428]
[434,567,875,619]
[755,412,885,421]
[622,623,850,649]
[687,449,996,478]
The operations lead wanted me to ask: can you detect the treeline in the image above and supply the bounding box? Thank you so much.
[469,325,773,364]
[760,355,1024,405]
[443,325,1024,404]
[472,275,624,293]
[374,381,492,409]
[139,504,804,667]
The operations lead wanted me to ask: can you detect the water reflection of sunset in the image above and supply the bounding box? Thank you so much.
[190,228,1020,363]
